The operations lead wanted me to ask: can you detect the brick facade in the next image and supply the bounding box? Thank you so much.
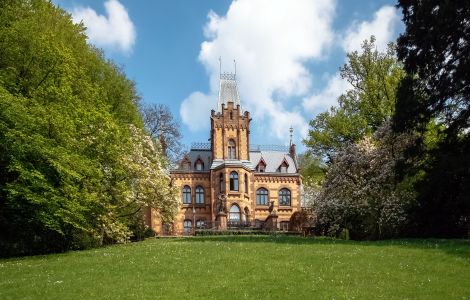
[147,75,302,235]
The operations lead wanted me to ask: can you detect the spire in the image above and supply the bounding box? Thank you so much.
[217,58,240,111]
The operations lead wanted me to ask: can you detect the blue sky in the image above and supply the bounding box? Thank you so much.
[56,0,404,153]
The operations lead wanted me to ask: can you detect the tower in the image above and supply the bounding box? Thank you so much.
[210,72,251,161]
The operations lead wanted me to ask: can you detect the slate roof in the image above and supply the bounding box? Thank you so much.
[249,150,297,173]
[187,150,212,171]
[174,148,298,174]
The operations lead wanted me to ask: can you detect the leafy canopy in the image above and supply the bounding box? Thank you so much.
[0,0,177,256]
[304,37,404,158]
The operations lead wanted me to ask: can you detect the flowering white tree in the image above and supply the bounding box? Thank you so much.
[98,125,179,243]
[316,122,416,239]
[301,179,322,208]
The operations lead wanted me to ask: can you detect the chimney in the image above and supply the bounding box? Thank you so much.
[289,143,296,158]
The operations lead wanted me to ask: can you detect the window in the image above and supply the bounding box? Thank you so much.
[181,155,191,171]
[228,139,236,159]
[195,159,204,171]
[219,173,224,192]
[256,161,266,172]
[280,221,289,231]
[279,188,291,206]
[256,188,269,205]
[244,174,248,193]
[196,219,206,229]
[229,204,240,221]
[195,186,204,204]
[230,171,239,191]
[183,219,192,234]
[182,186,191,204]
[278,161,288,173]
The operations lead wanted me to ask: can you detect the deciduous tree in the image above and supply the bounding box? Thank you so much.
[304,37,404,158]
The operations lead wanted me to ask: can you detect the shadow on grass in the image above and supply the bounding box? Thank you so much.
[168,235,470,259]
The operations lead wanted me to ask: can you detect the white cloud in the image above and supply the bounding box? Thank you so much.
[302,73,351,114]
[180,0,336,141]
[72,0,136,54]
[302,5,401,115]
[180,92,215,132]
[341,5,400,53]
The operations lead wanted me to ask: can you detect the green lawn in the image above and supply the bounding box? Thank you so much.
[0,236,469,299]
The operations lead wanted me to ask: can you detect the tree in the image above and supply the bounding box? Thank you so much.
[315,122,416,240]
[298,153,327,184]
[397,0,470,136]
[394,0,470,237]
[297,153,325,209]
[141,103,183,162]
[304,37,404,158]
[0,0,176,256]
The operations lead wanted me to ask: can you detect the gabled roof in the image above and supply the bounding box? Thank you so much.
[256,157,267,167]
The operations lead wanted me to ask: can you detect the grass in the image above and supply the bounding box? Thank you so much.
[0,236,469,299]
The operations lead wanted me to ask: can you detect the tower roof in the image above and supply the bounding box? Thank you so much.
[218,72,240,111]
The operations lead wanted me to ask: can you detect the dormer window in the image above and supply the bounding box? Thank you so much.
[180,155,191,171]
[194,158,204,171]
[256,158,266,172]
[277,159,289,173]
[228,139,236,159]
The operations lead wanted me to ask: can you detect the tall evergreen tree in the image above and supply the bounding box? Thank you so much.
[395,0,470,237]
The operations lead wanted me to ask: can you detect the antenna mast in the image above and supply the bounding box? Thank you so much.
[233,59,236,78]
[289,126,294,146]
[219,56,222,78]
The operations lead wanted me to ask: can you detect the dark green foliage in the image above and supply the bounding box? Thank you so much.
[395,0,470,237]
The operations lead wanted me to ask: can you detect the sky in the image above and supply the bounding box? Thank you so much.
[55,0,404,153]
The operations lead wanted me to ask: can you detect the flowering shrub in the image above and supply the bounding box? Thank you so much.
[316,122,416,239]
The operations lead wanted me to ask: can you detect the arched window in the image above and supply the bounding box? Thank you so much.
[279,188,291,206]
[194,158,204,171]
[195,186,204,204]
[183,219,192,234]
[244,173,248,193]
[182,186,191,204]
[229,204,240,221]
[230,171,239,191]
[256,188,269,205]
[228,139,236,159]
[219,173,224,192]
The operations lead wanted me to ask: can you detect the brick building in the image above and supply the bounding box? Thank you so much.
[148,72,302,235]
